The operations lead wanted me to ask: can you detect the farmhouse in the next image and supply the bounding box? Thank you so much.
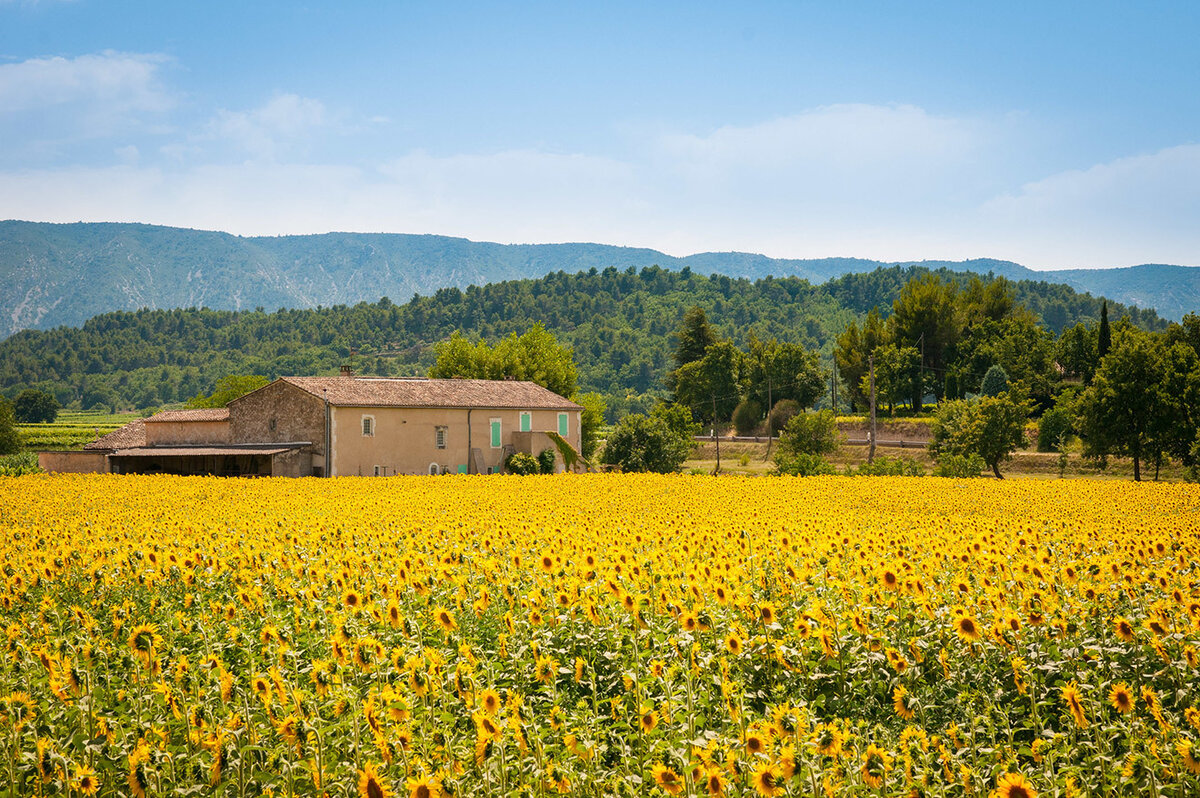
[40,374,584,477]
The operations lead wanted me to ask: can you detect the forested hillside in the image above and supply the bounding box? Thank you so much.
[2,220,1196,338]
[0,264,1162,417]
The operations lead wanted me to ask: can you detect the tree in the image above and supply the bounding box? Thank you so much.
[929,395,1028,479]
[187,375,270,408]
[673,306,717,368]
[732,399,763,436]
[1098,300,1112,359]
[0,399,18,455]
[13,388,59,423]
[743,335,825,412]
[888,274,960,409]
[979,365,1009,397]
[773,410,839,475]
[574,391,607,460]
[429,324,578,398]
[1055,323,1098,383]
[834,309,888,410]
[672,340,742,425]
[866,343,919,416]
[1077,331,1160,481]
[599,404,699,473]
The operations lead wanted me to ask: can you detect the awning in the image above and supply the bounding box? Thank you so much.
[111,446,300,457]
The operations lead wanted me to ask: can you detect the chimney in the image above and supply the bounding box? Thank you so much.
[340,365,353,377]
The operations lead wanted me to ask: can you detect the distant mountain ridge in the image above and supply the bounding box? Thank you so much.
[2,220,1196,338]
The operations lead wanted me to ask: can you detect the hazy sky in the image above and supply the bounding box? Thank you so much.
[1,1,1197,269]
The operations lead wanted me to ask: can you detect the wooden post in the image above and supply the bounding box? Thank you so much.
[764,375,773,460]
[868,353,877,464]
[712,395,720,474]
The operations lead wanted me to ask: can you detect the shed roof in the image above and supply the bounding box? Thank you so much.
[275,376,581,410]
[144,408,231,423]
[111,446,300,458]
[83,418,147,450]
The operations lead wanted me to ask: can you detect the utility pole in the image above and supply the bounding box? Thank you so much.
[764,375,773,460]
[868,352,877,464]
[711,394,720,475]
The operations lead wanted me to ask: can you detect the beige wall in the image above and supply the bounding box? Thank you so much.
[39,451,109,474]
[145,420,231,445]
[270,447,311,478]
[329,406,581,476]
[230,381,326,458]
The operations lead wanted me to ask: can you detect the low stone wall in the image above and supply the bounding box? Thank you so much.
[39,451,109,474]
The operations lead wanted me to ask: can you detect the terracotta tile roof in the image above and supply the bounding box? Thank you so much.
[84,418,147,450]
[144,408,231,423]
[276,377,582,410]
[112,445,301,457]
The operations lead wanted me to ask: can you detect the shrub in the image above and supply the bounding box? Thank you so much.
[504,452,541,475]
[731,399,763,436]
[850,455,926,476]
[0,399,18,456]
[979,365,1009,397]
[13,389,59,424]
[775,453,835,476]
[932,453,985,478]
[0,452,42,476]
[600,404,700,474]
[536,448,557,474]
[1037,406,1073,452]
[929,395,1028,478]
[767,399,800,436]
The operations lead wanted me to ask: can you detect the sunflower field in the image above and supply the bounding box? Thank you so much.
[0,473,1198,798]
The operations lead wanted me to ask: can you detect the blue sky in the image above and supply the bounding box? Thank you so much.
[1,1,1198,269]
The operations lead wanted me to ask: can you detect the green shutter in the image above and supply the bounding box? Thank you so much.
[558,412,568,437]
[520,413,531,432]
[491,420,501,448]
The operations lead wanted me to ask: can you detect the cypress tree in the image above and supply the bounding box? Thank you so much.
[1098,300,1111,359]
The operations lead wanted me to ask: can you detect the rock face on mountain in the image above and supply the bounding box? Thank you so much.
[2,220,1195,337]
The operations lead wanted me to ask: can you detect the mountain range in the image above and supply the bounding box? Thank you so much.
[2,220,1196,339]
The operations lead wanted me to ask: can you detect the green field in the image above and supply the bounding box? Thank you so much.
[16,410,141,451]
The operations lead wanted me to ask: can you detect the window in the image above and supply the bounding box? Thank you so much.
[490,418,502,448]
[435,426,448,449]
[519,411,531,432]
[268,417,277,432]
[558,412,569,437]
[373,465,381,477]
[361,415,375,436]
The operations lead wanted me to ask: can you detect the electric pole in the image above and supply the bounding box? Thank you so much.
[712,394,720,475]
[868,352,877,464]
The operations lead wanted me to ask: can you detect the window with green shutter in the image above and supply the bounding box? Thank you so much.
[490,418,501,448]
[558,412,568,437]
[520,412,531,432]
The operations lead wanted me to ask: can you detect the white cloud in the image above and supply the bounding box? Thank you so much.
[0,102,1195,269]
[205,94,329,160]
[973,144,1200,268]
[0,50,172,115]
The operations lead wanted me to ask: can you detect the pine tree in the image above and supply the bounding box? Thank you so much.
[1098,300,1112,359]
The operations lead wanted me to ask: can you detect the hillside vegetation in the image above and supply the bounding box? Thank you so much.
[2,220,1196,337]
[0,264,1163,417]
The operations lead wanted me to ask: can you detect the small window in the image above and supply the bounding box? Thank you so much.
[490,418,501,448]
[435,426,448,449]
[519,411,532,432]
[268,417,277,432]
[558,412,569,437]
[373,465,381,477]
[362,415,374,437]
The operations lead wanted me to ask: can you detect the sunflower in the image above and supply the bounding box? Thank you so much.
[75,763,100,795]
[1108,683,1135,714]
[357,762,394,798]
[813,723,845,758]
[127,623,162,667]
[860,744,892,789]
[480,688,501,716]
[880,567,901,591]
[428,605,456,634]
[651,763,684,795]
[995,771,1037,798]
[745,727,769,757]
[640,707,659,733]
[751,763,784,797]
[127,744,151,798]
[404,773,442,798]
[759,602,777,625]
[1178,740,1200,775]
[725,633,743,656]
[702,766,726,796]
[343,589,363,612]
[535,654,558,685]
[1114,616,1135,642]
[892,684,915,720]
[954,615,982,643]
[1061,682,1088,728]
